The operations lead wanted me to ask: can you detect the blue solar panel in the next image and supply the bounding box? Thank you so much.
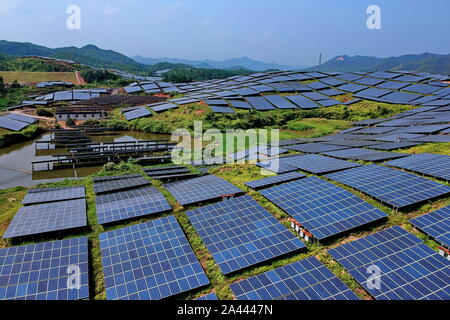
[381,91,422,104]
[385,153,450,181]
[246,97,276,111]
[285,95,320,109]
[164,175,243,206]
[228,100,253,109]
[0,237,89,300]
[94,177,151,194]
[96,187,172,224]
[368,71,400,79]
[354,77,384,86]
[186,195,305,274]
[282,154,363,174]
[124,107,152,121]
[336,73,364,82]
[325,164,450,209]
[245,171,306,189]
[411,135,450,143]
[196,293,219,300]
[260,176,387,240]
[366,142,421,151]
[319,88,344,97]
[209,105,235,113]
[395,75,428,82]
[302,92,329,101]
[375,81,409,90]
[336,83,368,93]
[356,88,392,98]
[3,199,87,238]
[230,257,359,300]
[5,113,38,124]
[286,143,349,153]
[151,103,178,112]
[328,226,450,300]
[22,186,86,205]
[257,160,298,174]
[306,82,329,90]
[264,95,297,109]
[316,99,341,107]
[410,205,450,248]
[100,216,209,300]
[402,84,441,95]
[323,148,408,162]
[320,77,347,87]
[0,117,30,131]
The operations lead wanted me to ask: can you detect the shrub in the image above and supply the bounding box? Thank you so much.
[36,108,54,117]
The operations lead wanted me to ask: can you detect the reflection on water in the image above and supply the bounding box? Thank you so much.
[0,131,171,189]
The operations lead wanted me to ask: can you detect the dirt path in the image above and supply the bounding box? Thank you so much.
[10,110,54,122]
[75,71,86,85]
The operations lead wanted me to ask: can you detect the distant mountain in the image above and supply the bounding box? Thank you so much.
[306,53,450,74]
[133,55,303,71]
[0,41,147,71]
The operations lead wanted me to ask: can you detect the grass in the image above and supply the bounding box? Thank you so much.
[398,142,450,156]
[0,71,78,84]
[0,124,46,148]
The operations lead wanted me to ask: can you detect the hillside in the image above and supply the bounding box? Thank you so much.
[307,53,450,74]
[133,55,301,71]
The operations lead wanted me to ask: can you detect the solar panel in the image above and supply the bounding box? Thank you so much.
[403,84,441,95]
[368,71,400,79]
[246,97,276,111]
[395,75,428,82]
[381,91,422,104]
[396,124,450,134]
[3,199,87,238]
[353,127,397,135]
[302,92,329,101]
[285,143,349,153]
[0,237,89,300]
[5,113,38,124]
[210,105,235,113]
[374,133,425,142]
[186,195,305,274]
[260,176,387,240]
[375,81,409,90]
[320,77,347,87]
[319,88,344,97]
[285,95,320,109]
[94,177,151,195]
[146,168,191,177]
[264,95,297,109]
[328,226,450,300]
[410,205,450,248]
[325,164,450,209]
[356,88,392,98]
[93,174,143,182]
[196,293,219,300]
[22,186,86,205]
[257,160,298,174]
[336,73,364,82]
[354,77,384,86]
[411,135,450,143]
[164,175,243,206]
[245,171,306,190]
[325,139,381,148]
[306,82,329,90]
[366,142,421,151]
[336,83,368,93]
[100,216,210,300]
[384,153,450,181]
[151,103,178,112]
[281,154,362,174]
[0,117,30,131]
[124,107,152,121]
[323,148,408,162]
[230,257,359,300]
[316,99,341,107]
[96,187,172,224]
[227,100,252,109]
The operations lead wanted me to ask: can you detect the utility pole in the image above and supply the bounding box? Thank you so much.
[318,54,322,71]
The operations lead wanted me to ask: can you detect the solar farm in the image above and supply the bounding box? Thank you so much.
[1,68,450,302]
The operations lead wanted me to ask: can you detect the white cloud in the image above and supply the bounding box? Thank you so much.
[0,0,25,14]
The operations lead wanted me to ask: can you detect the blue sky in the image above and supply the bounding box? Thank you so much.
[0,0,448,66]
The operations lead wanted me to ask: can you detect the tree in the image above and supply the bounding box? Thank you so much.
[66,117,75,126]
[10,80,20,88]
[0,76,5,94]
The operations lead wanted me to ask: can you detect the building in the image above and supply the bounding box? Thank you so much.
[55,106,111,121]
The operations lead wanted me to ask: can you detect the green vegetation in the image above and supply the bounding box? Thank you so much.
[36,107,54,117]
[398,142,450,156]
[0,82,29,109]
[163,68,253,83]
[81,69,119,84]
[0,57,75,72]
[0,124,44,148]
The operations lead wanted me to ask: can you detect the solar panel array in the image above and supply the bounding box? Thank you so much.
[328,226,450,300]
[99,216,210,300]
[260,177,387,240]
[385,153,450,181]
[282,154,363,174]
[22,186,86,205]
[0,237,89,300]
[245,171,306,189]
[186,195,305,274]
[323,148,408,162]
[0,117,32,131]
[3,199,87,238]
[164,175,243,206]
[96,187,172,224]
[410,205,450,248]
[196,293,219,300]
[325,164,450,209]
[94,176,151,194]
[230,257,359,300]
[123,107,152,121]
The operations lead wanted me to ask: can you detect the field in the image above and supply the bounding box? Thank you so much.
[0,71,79,84]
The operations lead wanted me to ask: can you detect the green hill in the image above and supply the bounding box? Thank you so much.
[308,53,450,74]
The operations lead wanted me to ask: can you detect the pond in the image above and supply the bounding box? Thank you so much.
[0,131,171,189]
